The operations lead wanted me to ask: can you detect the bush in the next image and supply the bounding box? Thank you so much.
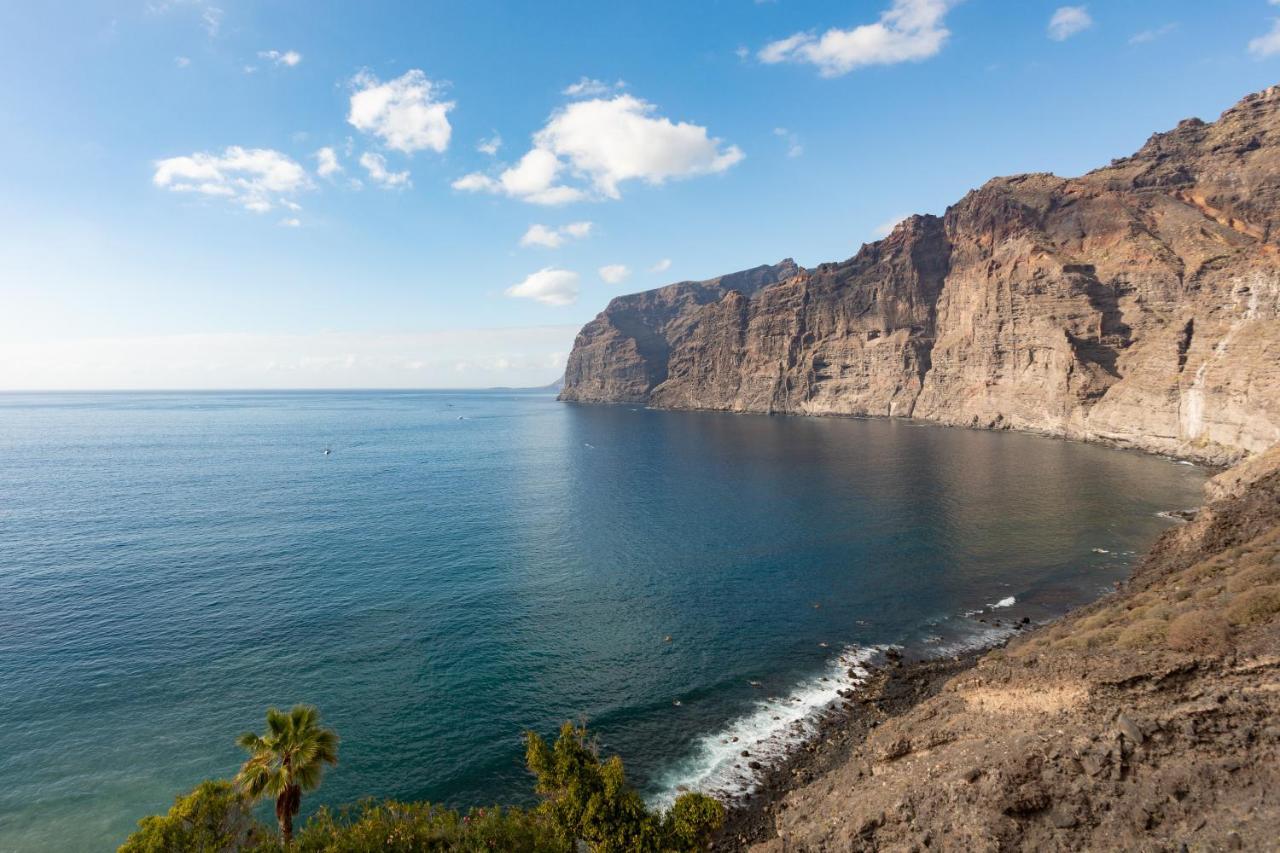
[1227,561,1280,594]
[1116,618,1167,648]
[1166,610,1233,655]
[525,722,724,853]
[275,801,564,852]
[1226,585,1280,626]
[119,780,265,853]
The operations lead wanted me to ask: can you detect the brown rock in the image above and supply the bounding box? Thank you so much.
[561,85,1280,465]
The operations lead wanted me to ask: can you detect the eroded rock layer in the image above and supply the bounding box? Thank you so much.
[560,86,1280,465]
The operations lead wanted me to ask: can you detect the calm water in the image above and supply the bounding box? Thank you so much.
[0,391,1205,851]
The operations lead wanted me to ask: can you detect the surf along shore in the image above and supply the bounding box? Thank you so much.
[714,446,1280,851]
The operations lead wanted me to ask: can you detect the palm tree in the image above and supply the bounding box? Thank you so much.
[235,704,339,845]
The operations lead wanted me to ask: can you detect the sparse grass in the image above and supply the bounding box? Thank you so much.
[1226,585,1280,626]
[1117,618,1168,648]
[1226,560,1280,593]
[1166,610,1233,655]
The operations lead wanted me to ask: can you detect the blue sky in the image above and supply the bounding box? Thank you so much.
[1,0,1278,389]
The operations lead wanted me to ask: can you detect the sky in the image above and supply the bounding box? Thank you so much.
[1,0,1279,390]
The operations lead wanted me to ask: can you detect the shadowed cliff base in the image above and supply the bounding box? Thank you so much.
[561,85,1280,467]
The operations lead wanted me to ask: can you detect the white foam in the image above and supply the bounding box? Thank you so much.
[648,646,878,810]
[927,621,1018,657]
[990,595,1016,609]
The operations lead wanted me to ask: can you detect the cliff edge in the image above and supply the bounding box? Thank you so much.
[561,86,1280,466]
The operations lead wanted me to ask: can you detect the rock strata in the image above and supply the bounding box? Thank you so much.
[561,86,1280,465]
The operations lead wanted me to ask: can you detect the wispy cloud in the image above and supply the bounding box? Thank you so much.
[1250,17,1280,58]
[773,127,803,158]
[873,214,908,238]
[0,328,578,390]
[650,258,672,273]
[1129,22,1177,44]
[152,146,312,213]
[1048,6,1093,42]
[758,0,953,77]
[599,264,631,284]
[520,221,594,248]
[258,49,302,67]
[563,77,627,98]
[477,133,502,156]
[359,152,411,188]
[314,147,342,178]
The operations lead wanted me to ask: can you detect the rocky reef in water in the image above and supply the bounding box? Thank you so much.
[561,85,1280,467]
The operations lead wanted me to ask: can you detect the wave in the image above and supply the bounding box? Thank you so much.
[647,646,879,810]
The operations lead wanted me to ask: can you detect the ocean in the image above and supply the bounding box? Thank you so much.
[0,390,1206,851]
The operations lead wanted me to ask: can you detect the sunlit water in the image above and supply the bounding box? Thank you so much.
[0,391,1206,851]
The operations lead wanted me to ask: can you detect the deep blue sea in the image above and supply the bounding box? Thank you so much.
[0,391,1207,851]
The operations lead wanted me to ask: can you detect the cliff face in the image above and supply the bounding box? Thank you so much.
[560,86,1280,465]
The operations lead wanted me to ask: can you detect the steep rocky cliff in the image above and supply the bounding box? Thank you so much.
[560,86,1280,465]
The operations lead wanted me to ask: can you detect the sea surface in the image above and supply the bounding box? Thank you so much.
[0,391,1207,851]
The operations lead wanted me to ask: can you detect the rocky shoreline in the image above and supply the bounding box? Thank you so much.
[717,451,1280,851]
[713,648,986,850]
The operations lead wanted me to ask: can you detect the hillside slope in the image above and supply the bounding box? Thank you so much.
[746,449,1280,852]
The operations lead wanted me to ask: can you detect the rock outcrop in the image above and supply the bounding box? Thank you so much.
[561,86,1280,465]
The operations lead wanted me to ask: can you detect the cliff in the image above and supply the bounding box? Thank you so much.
[561,86,1280,466]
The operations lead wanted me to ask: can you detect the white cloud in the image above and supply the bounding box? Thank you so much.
[359,151,410,188]
[0,327,578,390]
[1129,22,1176,44]
[258,49,302,67]
[1250,19,1280,58]
[650,258,672,273]
[873,214,908,238]
[563,77,626,98]
[279,217,301,227]
[453,147,587,205]
[201,5,223,36]
[519,221,594,248]
[315,146,342,177]
[175,56,191,68]
[348,69,454,154]
[147,0,222,37]
[1048,6,1093,41]
[506,267,580,306]
[152,146,312,212]
[773,127,803,158]
[455,94,743,205]
[477,133,502,155]
[599,264,630,284]
[758,0,952,77]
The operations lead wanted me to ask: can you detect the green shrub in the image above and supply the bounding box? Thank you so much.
[119,780,266,853]
[274,801,564,852]
[526,722,723,853]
